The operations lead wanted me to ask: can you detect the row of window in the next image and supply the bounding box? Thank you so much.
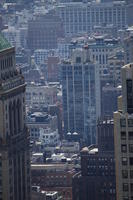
[121,144,133,153]
[121,131,133,140]
[122,170,133,179]
[122,157,133,166]
[0,57,13,70]
[120,119,133,127]
[123,183,133,192]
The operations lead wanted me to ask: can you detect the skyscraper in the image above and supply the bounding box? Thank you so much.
[0,34,31,200]
[114,63,133,200]
[61,47,101,145]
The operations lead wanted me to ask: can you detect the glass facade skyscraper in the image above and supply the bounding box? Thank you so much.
[61,48,100,145]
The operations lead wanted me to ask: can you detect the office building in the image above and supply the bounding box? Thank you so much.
[61,48,101,145]
[56,1,132,36]
[114,63,133,200]
[108,49,124,86]
[0,34,31,199]
[27,11,64,51]
[101,84,121,117]
[72,119,116,200]
[26,82,57,109]
[87,36,120,78]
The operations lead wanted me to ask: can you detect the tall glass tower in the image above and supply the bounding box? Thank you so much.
[61,48,101,145]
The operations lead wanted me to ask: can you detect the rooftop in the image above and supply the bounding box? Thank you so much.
[0,33,12,52]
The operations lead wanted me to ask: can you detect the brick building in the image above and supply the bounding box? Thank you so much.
[31,163,76,200]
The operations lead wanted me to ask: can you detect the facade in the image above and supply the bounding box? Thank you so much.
[31,163,75,200]
[34,49,49,65]
[72,119,116,200]
[114,63,133,200]
[23,68,44,84]
[27,11,64,51]
[32,190,62,200]
[97,118,114,153]
[108,49,124,86]
[124,35,133,64]
[49,105,63,140]
[57,38,72,60]
[47,56,60,82]
[39,128,60,146]
[0,16,3,31]
[61,48,101,145]
[93,24,117,38]
[101,84,121,117]
[56,1,132,36]
[0,34,31,199]
[26,112,57,141]
[87,36,119,77]
[26,83,57,109]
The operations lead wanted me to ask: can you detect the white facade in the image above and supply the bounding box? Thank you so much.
[39,128,60,146]
[26,83,57,108]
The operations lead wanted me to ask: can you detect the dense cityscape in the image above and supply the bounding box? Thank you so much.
[0,0,133,199]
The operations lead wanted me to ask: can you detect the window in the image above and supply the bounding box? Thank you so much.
[129,144,133,153]
[76,57,81,63]
[123,183,129,192]
[120,119,126,127]
[131,183,133,192]
[121,132,126,140]
[127,79,133,114]
[128,132,133,140]
[122,170,128,179]
[121,145,127,153]
[130,170,133,178]
[122,157,127,165]
[130,157,133,165]
[128,119,133,127]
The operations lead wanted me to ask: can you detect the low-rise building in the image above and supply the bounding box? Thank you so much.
[26,83,57,109]
[39,128,60,146]
[31,163,76,200]
[26,112,57,141]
